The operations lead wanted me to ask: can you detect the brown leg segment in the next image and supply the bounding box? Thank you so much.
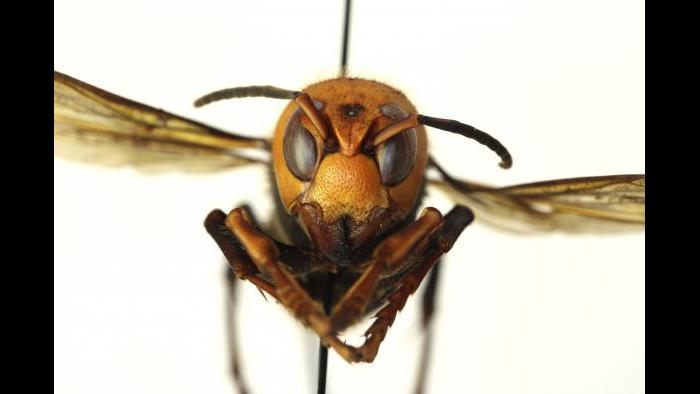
[223,208,331,335]
[211,207,361,362]
[205,209,278,298]
[329,207,445,332]
[207,208,326,393]
[334,205,475,363]
[205,210,264,394]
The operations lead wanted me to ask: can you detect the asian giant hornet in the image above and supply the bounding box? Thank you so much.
[54,0,645,393]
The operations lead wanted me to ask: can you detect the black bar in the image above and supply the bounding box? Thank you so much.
[317,274,333,394]
[339,0,352,77]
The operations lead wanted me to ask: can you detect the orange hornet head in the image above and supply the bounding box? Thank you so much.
[272,78,428,264]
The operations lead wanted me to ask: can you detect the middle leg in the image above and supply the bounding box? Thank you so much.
[413,261,442,394]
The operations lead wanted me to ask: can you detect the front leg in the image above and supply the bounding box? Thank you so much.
[205,209,277,297]
[329,207,445,332]
[330,205,475,362]
[208,207,345,358]
[223,208,331,335]
[206,208,330,393]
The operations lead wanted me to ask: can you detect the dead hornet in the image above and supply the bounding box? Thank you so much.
[53,69,645,393]
[53,7,645,393]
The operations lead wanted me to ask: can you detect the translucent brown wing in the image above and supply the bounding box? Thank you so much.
[54,70,270,172]
[430,160,645,233]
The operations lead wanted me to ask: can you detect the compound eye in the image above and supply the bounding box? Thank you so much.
[377,128,417,185]
[283,110,318,181]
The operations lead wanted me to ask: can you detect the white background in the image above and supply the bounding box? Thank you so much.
[54,1,645,393]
